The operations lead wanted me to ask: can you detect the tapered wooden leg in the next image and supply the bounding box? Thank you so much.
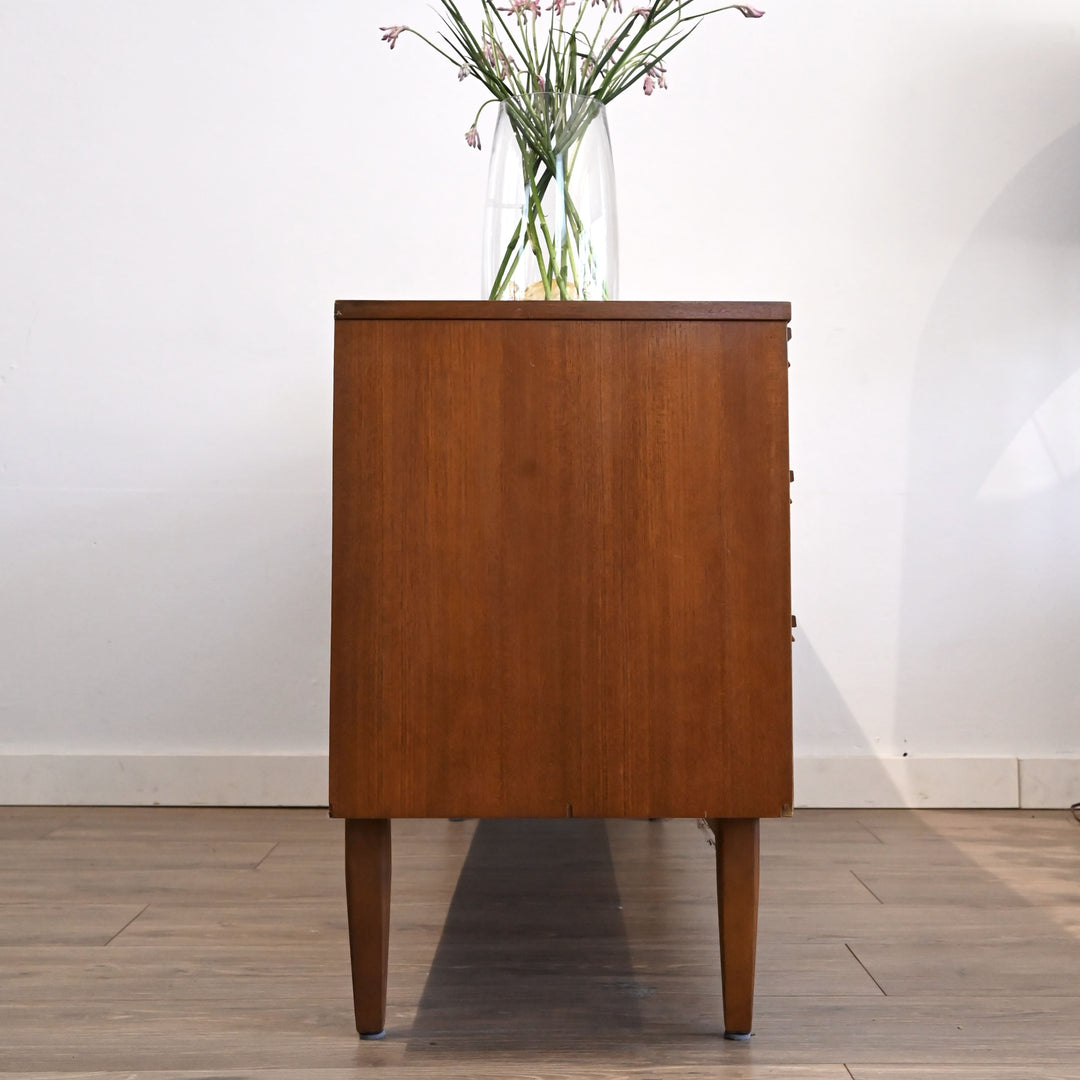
[707,817,760,1040]
[345,818,391,1039]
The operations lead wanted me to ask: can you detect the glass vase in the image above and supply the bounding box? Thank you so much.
[481,93,618,301]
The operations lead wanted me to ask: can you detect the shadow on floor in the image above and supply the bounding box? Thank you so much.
[406,818,645,1047]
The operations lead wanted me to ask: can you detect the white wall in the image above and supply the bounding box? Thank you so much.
[1,1,1078,806]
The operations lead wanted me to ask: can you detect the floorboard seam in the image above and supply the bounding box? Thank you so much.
[856,820,886,844]
[253,841,280,869]
[38,810,78,840]
[845,942,888,997]
[849,870,885,903]
[103,903,150,945]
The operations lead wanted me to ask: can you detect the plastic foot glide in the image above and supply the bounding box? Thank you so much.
[724,1031,752,1041]
[360,1029,386,1040]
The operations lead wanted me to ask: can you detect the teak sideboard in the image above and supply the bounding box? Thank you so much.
[329,300,793,1040]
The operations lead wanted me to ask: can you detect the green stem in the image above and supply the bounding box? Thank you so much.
[485,88,618,300]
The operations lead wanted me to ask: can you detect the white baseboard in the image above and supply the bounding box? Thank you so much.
[0,755,327,807]
[1019,758,1080,810]
[1,753,1077,809]
[797,755,1080,809]
[795,756,1021,809]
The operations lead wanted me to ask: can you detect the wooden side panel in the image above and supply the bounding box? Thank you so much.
[595,320,792,817]
[330,319,606,817]
[329,314,791,819]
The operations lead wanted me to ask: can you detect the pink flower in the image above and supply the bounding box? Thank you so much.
[379,25,407,49]
[548,0,575,13]
[498,0,541,15]
[734,5,765,16]
[643,64,666,95]
[465,126,482,150]
[458,64,469,81]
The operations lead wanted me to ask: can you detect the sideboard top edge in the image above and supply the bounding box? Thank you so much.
[334,300,791,322]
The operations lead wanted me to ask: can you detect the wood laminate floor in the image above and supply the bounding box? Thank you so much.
[1,807,1078,1079]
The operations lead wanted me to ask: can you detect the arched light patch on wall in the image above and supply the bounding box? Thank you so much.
[978,364,1080,502]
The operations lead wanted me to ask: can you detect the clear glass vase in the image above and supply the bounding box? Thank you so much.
[481,93,618,301]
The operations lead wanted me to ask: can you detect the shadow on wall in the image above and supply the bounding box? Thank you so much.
[897,122,1080,755]
[793,632,903,806]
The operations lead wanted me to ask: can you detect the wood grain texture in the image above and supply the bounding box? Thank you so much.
[844,940,1080,996]
[42,806,341,842]
[334,299,792,321]
[0,903,146,946]
[345,818,391,1036]
[0,838,275,870]
[14,1068,853,1080]
[849,1070,1080,1080]
[0,806,77,838]
[329,307,792,819]
[0,944,351,1003]
[710,818,761,1036]
[3,808,1080,1074]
